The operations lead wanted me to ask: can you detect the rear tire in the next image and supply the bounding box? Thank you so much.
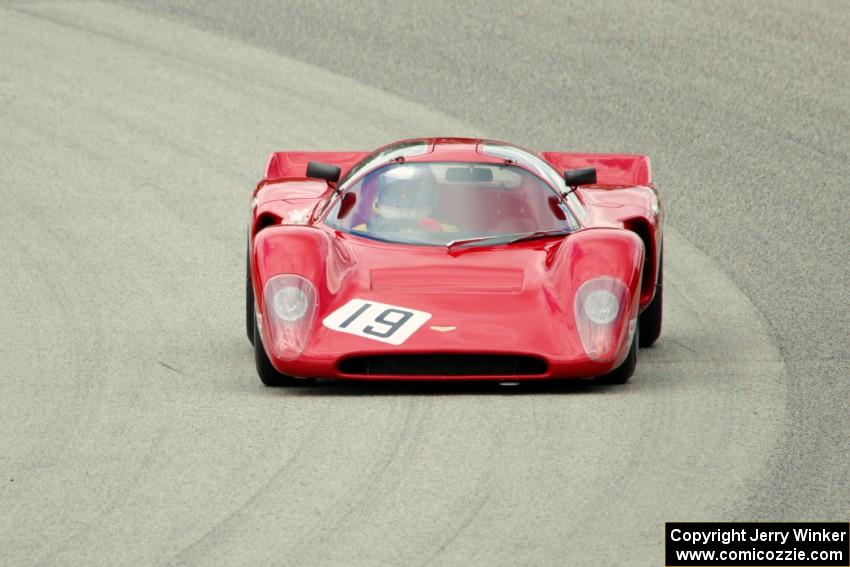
[246,249,255,345]
[638,247,663,348]
[597,326,638,384]
[253,319,313,387]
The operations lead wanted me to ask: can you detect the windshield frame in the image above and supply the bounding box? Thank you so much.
[336,140,430,189]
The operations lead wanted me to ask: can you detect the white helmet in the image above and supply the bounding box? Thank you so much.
[373,164,437,221]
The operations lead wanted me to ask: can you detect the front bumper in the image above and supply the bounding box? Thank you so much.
[270,349,622,381]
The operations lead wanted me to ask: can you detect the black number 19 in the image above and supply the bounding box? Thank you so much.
[338,303,415,338]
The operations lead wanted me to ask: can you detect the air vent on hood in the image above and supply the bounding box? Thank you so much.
[370,266,524,293]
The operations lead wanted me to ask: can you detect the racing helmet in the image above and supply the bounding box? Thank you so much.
[372,164,437,221]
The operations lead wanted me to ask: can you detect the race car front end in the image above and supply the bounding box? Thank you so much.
[253,226,644,382]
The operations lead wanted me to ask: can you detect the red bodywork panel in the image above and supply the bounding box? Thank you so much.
[541,152,651,187]
[265,151,369,181]
[249,138,662,381]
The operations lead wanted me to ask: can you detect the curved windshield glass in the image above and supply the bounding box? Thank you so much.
[482,142,587,220]
[324,161,579,246]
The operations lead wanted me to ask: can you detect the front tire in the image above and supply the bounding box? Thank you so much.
[253,319,313,387]
[638,247,663,348]
[597,326,638,384]
[246,249,255,345]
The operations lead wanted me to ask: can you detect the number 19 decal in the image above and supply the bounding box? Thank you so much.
[323,299,431,345]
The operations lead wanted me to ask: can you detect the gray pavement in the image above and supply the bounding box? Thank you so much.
[0,1,846,565]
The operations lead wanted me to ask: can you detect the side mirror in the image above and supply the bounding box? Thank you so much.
[306,161,341,183]
[564,167,597,187]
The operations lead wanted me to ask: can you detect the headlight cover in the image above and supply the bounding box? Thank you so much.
[574,276,629,361]
[263,274,317,361]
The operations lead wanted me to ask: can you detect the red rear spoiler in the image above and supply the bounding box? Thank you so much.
[541,152,652,186]
[265,151,370,181]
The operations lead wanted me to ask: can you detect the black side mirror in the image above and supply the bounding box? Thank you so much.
[306,161,341,183]
[564,167,597,187]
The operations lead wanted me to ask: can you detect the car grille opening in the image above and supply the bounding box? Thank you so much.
[338,354,548,376]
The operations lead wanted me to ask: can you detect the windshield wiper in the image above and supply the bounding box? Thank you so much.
[506,228,573,244]
[446,234,514,252]
[447,229,572,252]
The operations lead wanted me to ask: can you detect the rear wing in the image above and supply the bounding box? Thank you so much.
[541,152,652,186]
[264,151,370,181]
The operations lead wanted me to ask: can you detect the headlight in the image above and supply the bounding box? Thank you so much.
[272,286,309,321]
[263,274,317,361]
[574,276,629,362]
[583,289,619,324]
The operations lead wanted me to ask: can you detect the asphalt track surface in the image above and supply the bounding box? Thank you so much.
[0,2,847,565]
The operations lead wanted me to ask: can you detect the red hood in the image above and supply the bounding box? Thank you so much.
[311,235,576,358]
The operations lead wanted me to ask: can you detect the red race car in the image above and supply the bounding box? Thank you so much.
[246,138,662,386]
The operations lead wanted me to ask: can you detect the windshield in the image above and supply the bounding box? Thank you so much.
[482,142,588,220]
[324,161,579,246]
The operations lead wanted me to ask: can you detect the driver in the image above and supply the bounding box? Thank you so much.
[357,165,457,233]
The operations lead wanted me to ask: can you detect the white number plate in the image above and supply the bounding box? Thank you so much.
[322,299,432,345]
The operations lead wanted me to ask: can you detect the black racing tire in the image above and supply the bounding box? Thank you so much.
[246,250,255,345]
[597,326,638,385]
[253,319,314,387]
[638,247,663,348]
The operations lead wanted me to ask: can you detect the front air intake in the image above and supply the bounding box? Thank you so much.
[338,354,547,376]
